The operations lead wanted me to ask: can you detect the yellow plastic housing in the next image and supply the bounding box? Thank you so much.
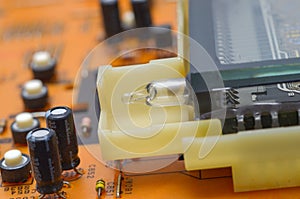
[97,0,300,193]
[97,56,300,192]
[97,57,205,160]
[184,126,300,192]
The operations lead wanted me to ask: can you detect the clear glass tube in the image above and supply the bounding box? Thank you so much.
[122,78,199,118]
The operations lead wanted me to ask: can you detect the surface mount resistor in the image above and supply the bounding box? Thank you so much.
[46,106,80,171]
[26,128,63,195]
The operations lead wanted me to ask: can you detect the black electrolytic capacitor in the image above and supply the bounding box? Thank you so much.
[100,0,122,38]
[26,128,63,195]
[45,106,80,171]
[131,0,152,27]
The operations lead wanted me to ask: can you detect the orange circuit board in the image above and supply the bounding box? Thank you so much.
[0,0,299,199]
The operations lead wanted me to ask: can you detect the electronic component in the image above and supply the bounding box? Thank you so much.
[30,51,56,82]
[116,172,122,198]
[243,112,255,130]
[100,0,122,38]
[122,78,197,108]
[122,11,135,30]
[21,79,48,110]
[0,149,31,183]
[131,0,152,28]
[278,109,299,127]
[95,179,105,199]
[188,0,300,89]
[261,111,272,128]
[81,117,91,137]
[10,112,40,144]
[0,118,7,134]
[26,128,65,198]
[45,106,81,174]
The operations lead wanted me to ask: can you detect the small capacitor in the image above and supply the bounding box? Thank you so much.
[26,128,63,196]
[11,112,40,144]
[45,106,81,172]
[0,149,31,183]
[131,0,152,28]
[30,51,56,82]
[100,0,122,38]
[21,79,48,110]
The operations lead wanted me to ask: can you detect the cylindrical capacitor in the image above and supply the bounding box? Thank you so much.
[11,112,40,144]
[26,128,63,195]
[30,51,56,82]
[0,149,31,183]
[21,79,48,110]
[45,106,80,170]
[131,0,152,27]
[100,0,122,38]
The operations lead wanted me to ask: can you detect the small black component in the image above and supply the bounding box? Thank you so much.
[278,110,299,127]
[11,116,40,145]
[243,112,255,130]
[0,152,31,183]
[46,106,80,171]
[100,0,122,38]
[223,117,238,134]
[26,128,63,195]
[261,112,272,128]
[222,110,238,134]
[131,0,152,28]
[21,80,48,110]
